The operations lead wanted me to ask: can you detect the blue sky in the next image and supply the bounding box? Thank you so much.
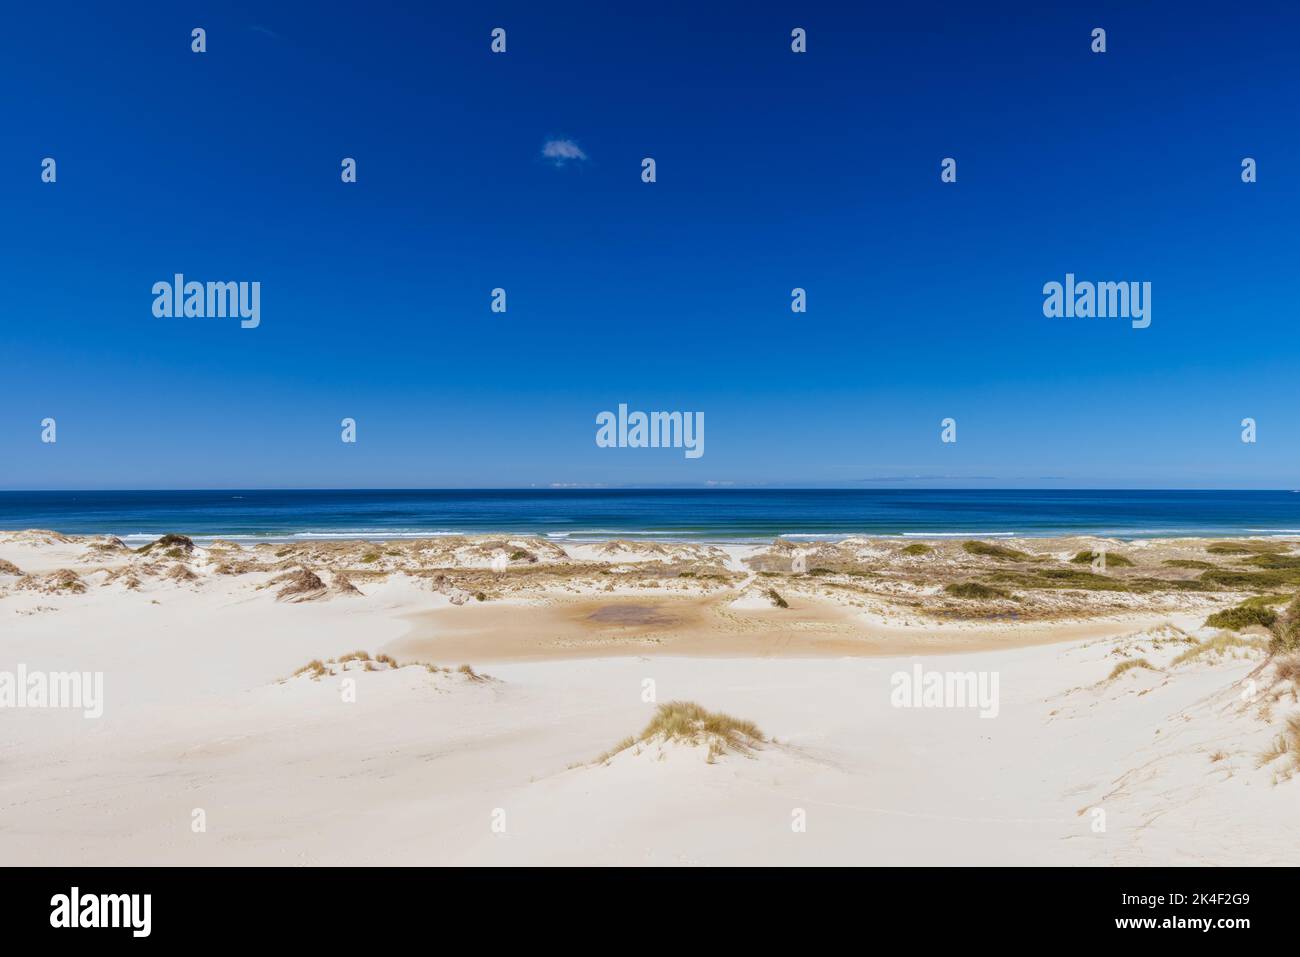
[3,1,1298,489]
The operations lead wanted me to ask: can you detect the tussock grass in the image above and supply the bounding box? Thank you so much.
[1172,631,1267,666]
[292,659,331,680]
[901,543,932,556]
[1274,655,1300,684]
[767,588,789,608]
[136,533,195,555]
[1108,658,1157,680]
[1269,595,1300,654]
[1070,550,1135,567]
[1257,714,1300,776]
[593,701,765,766]
[286,653,490,682]
[1163,559,1214,570]
[962,540,1034,561]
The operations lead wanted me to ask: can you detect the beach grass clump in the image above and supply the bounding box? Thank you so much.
[1268,596,1300,655]
[1274,655,1300,684]
[291,659,331,680]
[1108,658,1157,681]
[360,551,380,563]
[901,542,932,556]
[1069,550,1135,567]
[135,533,195,556]
[767,588,789,608]
[1256,714,1300,777]
[594,701,765,765]
[944,581,1011,600]
[1162,559,1214,569]
[962,540,1035,562]
[1172,631,1268,666]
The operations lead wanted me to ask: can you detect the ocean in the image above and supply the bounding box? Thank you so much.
[0,489,1297,544]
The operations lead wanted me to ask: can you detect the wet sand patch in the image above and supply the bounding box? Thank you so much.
[386,592,1182,664]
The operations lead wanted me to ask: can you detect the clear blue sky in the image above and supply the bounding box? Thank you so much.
[3,1,1297,489]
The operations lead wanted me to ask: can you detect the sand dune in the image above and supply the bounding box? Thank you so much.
[1,530,1296,865]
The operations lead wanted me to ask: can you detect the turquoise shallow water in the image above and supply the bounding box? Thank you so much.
[1,489,1298,544]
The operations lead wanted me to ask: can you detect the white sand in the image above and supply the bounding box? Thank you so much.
[1,533,1296,866]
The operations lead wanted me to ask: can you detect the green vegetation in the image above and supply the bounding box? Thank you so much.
[767,588,789,608]
[901,543,932,556]
[963,540,1034,561]
[1206,541,1287,555]
[1243,554,1300,570]
[360,552,380,563]
[944,582,1011,600]
[1204,594,1289,631]
[988,568,1133,592]
[1163,559,1213,569]
[1070,550,1135,567]
[1199,568,1300,590]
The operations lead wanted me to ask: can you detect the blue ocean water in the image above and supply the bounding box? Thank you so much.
[0,489,1297,544]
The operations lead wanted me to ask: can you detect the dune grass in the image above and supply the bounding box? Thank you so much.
[767,588,789,608]
[1108,658,1157,680]
[1274,655,1300,684]
[901,542,932,556]
[1173,632,1268,666]
[1269,595,1300,654]
[594,701,765,765]
[1257,714,1300,776]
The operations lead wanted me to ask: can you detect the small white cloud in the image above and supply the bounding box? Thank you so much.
[542,138,588,167]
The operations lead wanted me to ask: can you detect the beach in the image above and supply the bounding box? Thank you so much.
[1,528,1298,866]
